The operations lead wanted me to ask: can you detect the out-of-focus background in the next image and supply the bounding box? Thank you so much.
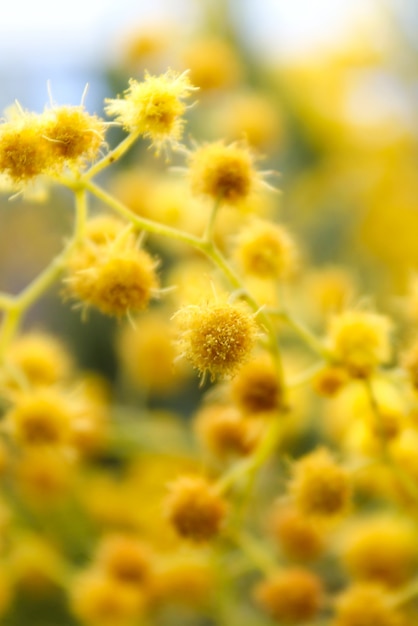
[0,0,417,371]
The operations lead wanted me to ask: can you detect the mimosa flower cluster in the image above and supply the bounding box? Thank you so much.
[0,57,416,626]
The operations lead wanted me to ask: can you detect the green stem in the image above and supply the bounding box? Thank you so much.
[85,130,141,179]
[0,305,21,358]
[0,293,14,311]
[274,309,332,360]
[17,239,74,312]
[217,411,283,495]
[82,179,207,250]
[203,197,222,243]
[0,187,83,357]
[228,529,277,575]
[74,186,88,239]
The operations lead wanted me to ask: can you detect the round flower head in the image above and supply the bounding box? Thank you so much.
[194,404,259,458]
[70,570,144,626]
[289,448,352,519]
[255,568,323,624]
[3,331,72,391]
[5,388,76,447]
[234,219,298,280]
[181,37,242,91]
[341,516,418,588]
[94,534,152,589]
[104,69,196,151]
[152,554,212,607]
[43,105,106,167]
[269,504,325,563]
[0,114,56,184]
[230,353,284,415]
[333,584,405,626]
[327,309,392,378]
[188,140,264,205]
[65,230,160,318]
[165,475,226,542]
[174,300,259,382]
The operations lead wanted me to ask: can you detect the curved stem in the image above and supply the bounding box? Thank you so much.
[82,179,207,250]
[74,186,88,240]
[273,309,332,360]
[203,197,222,243]
[0,293,14,311]
[85,130,141,180]
[217,412,283,495]
[0,305,21,358]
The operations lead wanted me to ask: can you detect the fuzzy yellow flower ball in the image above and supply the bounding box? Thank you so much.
[327,309,392,378]
[165,475,226,542]
[188,141,262,205]
[174,300,259,382]
[43,105,106,167]
[105,70,196,150]
[289,448,352,519]
[234,219,298,280]
[255,568,323,624]
[0,115,55,183]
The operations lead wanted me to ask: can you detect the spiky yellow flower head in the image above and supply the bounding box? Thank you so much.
[16,448,75,502]
[255,568,323,624]
[269,504,325,563]
[65,231,160,318]
[2,331,72,393]
[327,309,393,378]
[152,553,212,607]
[312,364,350,397]
[174,300,259,382]
[213,92,282,150]
[117,311,187,394]
[8,533,65,595]
[289,448,352,519]
[0,114,56,183]
[95,534,152,589]
[43,105,106,167]
[234,219,298,280]
[5,388,75,447]
[83,214,128,246]
[70,569,144,626]
[86,248,159,318]
[341,516,418,588]
[104,70,196,150]
[181,37,242,91]
[165,475,226,542]
[305,266,356,319]
[230,354,284,415]
[188,140,263,205]
[194,404,259,459]
[332,584,404,626]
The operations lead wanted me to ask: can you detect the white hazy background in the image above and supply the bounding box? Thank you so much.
[0,0,415,110]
